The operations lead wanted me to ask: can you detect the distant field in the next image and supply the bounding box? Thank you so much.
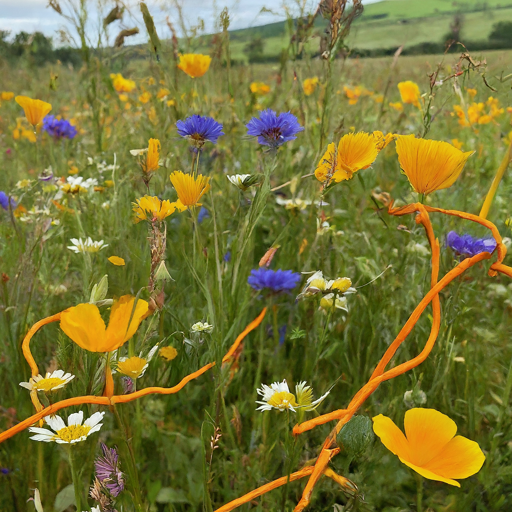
[193,0,512,61]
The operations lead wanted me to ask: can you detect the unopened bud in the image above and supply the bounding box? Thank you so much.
[338,415,374,458]
[154,261,173,282]
[89,275,108,303]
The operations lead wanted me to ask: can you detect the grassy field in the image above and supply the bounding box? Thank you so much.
[1,11,512,512]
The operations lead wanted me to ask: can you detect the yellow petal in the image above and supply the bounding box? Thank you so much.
[404,408,457,467]
[15,95,52,126]
[399,458,461,487]
[105,295,149,351]
[372,414,411,461]
[108,256,125,266]
[315,143,337,183]
[422,434,485,480]
[337,132,379,176]
[60,303,107,352]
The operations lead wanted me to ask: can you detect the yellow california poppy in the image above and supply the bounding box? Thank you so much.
[177,54,211,78]
[60,295,149,352]
[396,135,473,195]
[250,82,271,96]
[145,138,160,173]
[15,96,52,127]
[397,81,421,108]
[315,132,381,184]
[132,195,186,222]
[169,171,210,207]
[110,73,136,93]
[373,408,485,487]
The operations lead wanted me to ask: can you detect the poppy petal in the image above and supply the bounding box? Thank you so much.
[372,414,411,461]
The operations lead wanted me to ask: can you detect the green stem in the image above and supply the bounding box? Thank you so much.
[416,473,423,512]
[272,303,280,348]
[67,446,82,512]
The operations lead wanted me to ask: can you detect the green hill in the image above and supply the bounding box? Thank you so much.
[195,0,512,61]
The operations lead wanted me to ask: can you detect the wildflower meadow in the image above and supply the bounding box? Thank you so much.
[1,2,512,511]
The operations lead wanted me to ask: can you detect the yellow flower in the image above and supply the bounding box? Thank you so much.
[139,91,151,104]
[250,82,271,96]
[1,91,14,101]
[131,138,160,173]
[60,295,149,353]
[118,94,129,102]
[15,96,52,127]
[156,88,170,100]
[397,81,421,108]
[389,101,404,112]
[108,256,125,266]
[170,171,210,207]
[343,85,370,105]
[451,138,463,150]
[466,87,477,98]
[160,346,178,361]
[116,357,148,379]
[177,54,211,78]
[395,135,473,195]
[110,73,136,93]
[373,408,485,487]
[132,195,186,222]
[303,77,319,96]
[372,130,395,151]
[315,132,381,184]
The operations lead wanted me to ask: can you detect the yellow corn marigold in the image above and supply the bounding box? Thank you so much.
[1,91,14,101]
[170,171,210,207]
[373,408,485,487]
[177,54,211,78]
[60,295,149,353]
[132,195,186,222]
[303,77,319,96]
[15,96,52,127]
[395,135,473,195]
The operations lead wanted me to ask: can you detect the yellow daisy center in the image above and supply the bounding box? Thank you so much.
[268,391,298,410]
[117,356,148,378]
[34,377,67,392]
[54,424,91,442]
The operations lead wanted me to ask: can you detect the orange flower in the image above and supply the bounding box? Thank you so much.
[397,81,421,108]
[170,171,210,207]
[110,73,136,93]
[250,82,271,96]
[373,408,485,487]
[315,132,381,184]
[60,295,148,353]
[177,54,211,78]
[1,91,14,101]
[131,138,160,173]
[15,96,52,127]
[395,135,473,195]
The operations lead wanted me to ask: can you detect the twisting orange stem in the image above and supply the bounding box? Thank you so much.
[22,312,62,376]
[0,308,267,445]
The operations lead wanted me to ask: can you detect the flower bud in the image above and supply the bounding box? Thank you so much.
[331,277,352,293]
[89,275,108,303]
[338,415,374,458]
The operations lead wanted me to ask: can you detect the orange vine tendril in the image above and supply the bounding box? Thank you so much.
[0,308,267,445]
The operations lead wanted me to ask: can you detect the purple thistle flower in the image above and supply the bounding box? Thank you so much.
[95,443,124,497]
[0,191,16,211]
[42,116,77,140]
[176,115,224,147]
[121,376,134,394]
[248,268,301,293]
[246,109,304,148]
[446,231,497,258]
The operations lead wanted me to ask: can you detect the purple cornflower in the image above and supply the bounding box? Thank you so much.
[246,109,304,148]
[176,115,224,147]
[446,231,497,258]
[95,443,124,497]
[248,268,301,293]
[42,116,77,140]
[0,191,16,211]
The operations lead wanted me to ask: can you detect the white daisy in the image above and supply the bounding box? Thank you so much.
[67,237,108,254]
[227,174,253,191]
[295,381,331,411]
[20,370,75,393]
[28,411,105,444]
[256,380,298,412]
[191,321,214,333]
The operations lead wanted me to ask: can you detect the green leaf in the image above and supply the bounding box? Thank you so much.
[156,487,190,504]
[54,484,75,512]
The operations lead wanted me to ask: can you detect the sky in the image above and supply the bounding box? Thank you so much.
[0,0,381,46]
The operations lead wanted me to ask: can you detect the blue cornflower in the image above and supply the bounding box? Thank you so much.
[246,109,304,148]
[223,251,231,262]
[176,115,224,147]
[42,116,77,140]
[197,206,210,223]
[446,231,497,258]
[0,191,16,211]
[248,268,301,293]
